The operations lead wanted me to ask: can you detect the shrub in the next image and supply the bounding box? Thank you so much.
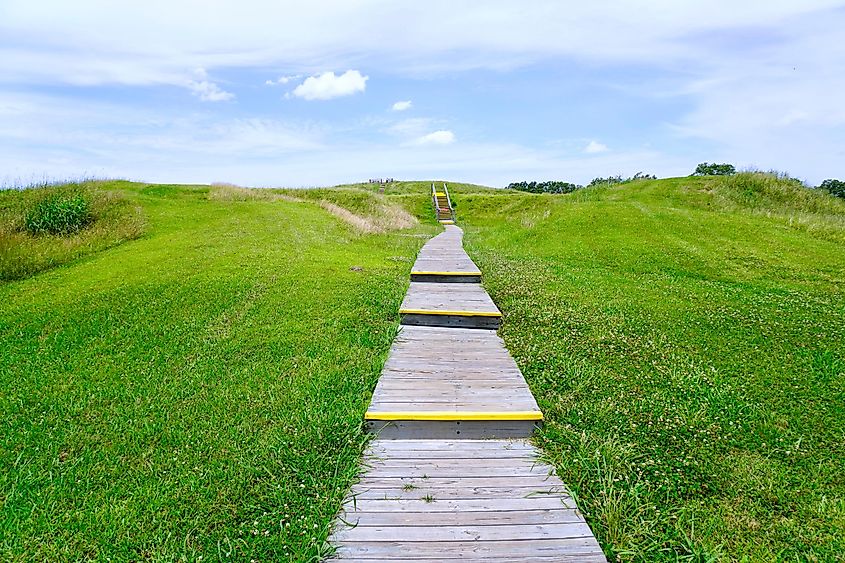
[693,162,736,176]
[587,175,624,187]
[506,181,582,194]
[631,172,657,181]
[24,188,93,235]
[820,179,845,199]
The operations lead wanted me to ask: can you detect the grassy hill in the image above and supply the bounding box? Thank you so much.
[458,175,845,560]
[1,175,843,561]
[0,181,436,560]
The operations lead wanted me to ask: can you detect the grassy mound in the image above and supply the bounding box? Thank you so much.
[278,187,420,233]
[459,175,845,560]
[0,181,145,281]
[0,182,431,560]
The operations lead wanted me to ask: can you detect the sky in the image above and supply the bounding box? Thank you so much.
[1,1,844,188]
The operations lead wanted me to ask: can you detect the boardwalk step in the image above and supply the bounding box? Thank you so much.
[410,271,482,283]
[399,282,501,329]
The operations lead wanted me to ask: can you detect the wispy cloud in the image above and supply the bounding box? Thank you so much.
[584,140,608,154]
[417,130,455,145]
[185,68,234,101]
[391,100,412,111]
[291,70,368,101]
[265,74,301,86]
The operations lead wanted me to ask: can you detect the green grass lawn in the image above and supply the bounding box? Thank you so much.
[1,182,434,561]
[458,176,845,561]
[3,176,843,561]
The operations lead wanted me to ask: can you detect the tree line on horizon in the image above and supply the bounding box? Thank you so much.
[506,163,845,199]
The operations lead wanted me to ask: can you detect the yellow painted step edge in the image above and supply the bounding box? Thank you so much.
[411,271,480,276]
[399,309,501,317]
[365,411,544,421]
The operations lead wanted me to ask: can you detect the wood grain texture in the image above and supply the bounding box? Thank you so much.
[329,439,605,561]
[367,326,540,425]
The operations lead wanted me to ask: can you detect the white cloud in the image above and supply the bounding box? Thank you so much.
[266,74,301,86]
[584,140,609,154]
[291,70,368,101]
[1,1,840,87]
[417,130,455,145]
[392,100,412,111]
[386,117,433,137]
[187,80,234,102]
[183,68,234,101]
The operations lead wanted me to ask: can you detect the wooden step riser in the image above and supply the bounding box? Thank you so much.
[410,274,482,283]
[366,420,540,439]
[400,313,501,330]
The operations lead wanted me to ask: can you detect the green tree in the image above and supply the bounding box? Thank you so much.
[693,162,736,176]
[819,179,845,199]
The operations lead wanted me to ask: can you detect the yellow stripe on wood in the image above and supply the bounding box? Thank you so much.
[411,271,479,276]
[365,411,544,421]
[399,309,501,317]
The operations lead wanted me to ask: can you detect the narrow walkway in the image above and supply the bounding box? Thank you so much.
[329,224,605,561]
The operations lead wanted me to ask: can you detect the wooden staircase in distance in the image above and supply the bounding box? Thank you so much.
[432,182,455,224]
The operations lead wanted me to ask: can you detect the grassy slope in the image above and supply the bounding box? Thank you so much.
[457,177,845,560]
[0,181,145,281]
[0,182,435,561]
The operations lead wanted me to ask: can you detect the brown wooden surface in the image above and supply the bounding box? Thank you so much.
[329,439,605,561]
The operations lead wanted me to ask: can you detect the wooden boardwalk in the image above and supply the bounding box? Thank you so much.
[329,223,605,561]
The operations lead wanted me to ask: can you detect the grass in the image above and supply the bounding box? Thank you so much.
[0,181,434,560]
[457,174,845,560]
[0,181,145,281]
[3,174,843,561]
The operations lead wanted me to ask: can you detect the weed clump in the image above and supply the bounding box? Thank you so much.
[1,180,145,280]
[24,187,93,235]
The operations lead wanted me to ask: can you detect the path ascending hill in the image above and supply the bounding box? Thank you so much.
[329,224,606,561]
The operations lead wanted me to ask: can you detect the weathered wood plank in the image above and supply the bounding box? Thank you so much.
[332,522,595,542]
[332,538,604,558]
[335,508,583,527]
[332,558,604,563]
[348,487,569,500]
[365,420,538,439]
[366,439,534,450]
[340,496,578,513]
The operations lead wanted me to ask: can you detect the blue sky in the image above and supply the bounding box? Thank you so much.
[1,1,843,187]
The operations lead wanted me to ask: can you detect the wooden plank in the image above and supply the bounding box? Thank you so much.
[363,450,537,460]
[400,312,501,330]
[366,439,534,450]
[347,487,569,500]
[361,465,553,478]
[362,457,554,469]
[332,555,606,562]
[367,401,539,410]
[332,538,605,558]
[332,522,595,543]
[340,497,578,512]
[365,420,538,439]
[352,476,562,487]
[335,509,583,527]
